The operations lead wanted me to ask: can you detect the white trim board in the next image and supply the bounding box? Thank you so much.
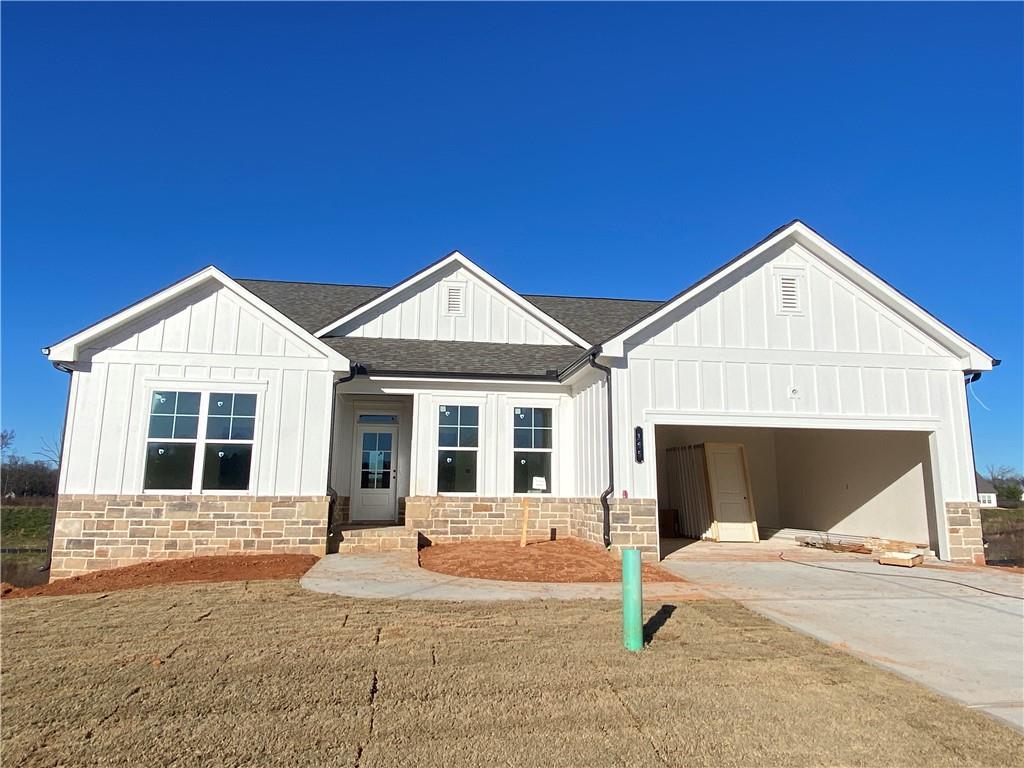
[643,410,941,431]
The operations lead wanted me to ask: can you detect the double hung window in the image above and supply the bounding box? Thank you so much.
[437,405,478,493]
[144,390,257,492]
[513,407,552,494]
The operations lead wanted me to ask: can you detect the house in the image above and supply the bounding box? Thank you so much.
[43,221,997,577]
[976,473,998,508]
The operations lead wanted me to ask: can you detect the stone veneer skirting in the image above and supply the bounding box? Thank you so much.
[404,496,660,561]
[49,494,986,577]
[944,501,986,565]
[51,495,330,579]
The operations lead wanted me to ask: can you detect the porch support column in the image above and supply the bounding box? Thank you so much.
[927,431,950,561]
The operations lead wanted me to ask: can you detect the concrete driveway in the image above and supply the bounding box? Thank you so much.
[660,543,1024,732]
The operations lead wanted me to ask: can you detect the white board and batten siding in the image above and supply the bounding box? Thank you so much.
[615,241,977,504]
[571,371,609,498]
[330,264,572,345]
[59,283,336,497]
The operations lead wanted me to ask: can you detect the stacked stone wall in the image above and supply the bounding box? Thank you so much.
[944,501,986,565]
[51,494,329,578]
[404,496,660,561]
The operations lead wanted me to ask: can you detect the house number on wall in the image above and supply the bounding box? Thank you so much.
[634,426,644,464]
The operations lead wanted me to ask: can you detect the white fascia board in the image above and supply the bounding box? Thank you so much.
[603,221,995,371]
[45,265,351,370]
[788,224,994,371]
[313,251,591,347]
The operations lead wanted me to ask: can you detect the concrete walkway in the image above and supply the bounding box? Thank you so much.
[301,551,707,602]
[659,551,1024,732]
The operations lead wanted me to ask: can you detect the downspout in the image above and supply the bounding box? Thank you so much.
[325,363,361,553]
[40,359,74,575]
[585,349,614,548]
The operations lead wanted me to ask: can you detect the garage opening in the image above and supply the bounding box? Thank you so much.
[654,425,939,558]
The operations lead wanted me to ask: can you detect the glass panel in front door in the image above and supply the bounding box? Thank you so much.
[360,431,392,489]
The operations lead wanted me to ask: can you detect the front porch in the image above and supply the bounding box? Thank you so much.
[327,390,663,561]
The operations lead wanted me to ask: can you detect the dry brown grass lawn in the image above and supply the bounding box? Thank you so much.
[3,580,1022,767]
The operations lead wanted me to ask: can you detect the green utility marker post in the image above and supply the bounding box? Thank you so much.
[622,549,644,651]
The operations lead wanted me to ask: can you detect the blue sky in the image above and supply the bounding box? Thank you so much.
[2,2,1021,471]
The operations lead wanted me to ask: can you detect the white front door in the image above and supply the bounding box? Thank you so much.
[350,425,398,522]
[705,443,758,542]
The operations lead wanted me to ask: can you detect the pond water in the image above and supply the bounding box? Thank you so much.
[1,552,50,587]
[981,512,1024,568]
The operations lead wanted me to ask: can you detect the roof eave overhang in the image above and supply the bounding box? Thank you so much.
[44,266,351,370]
[789,224,995,372]
[601,221,996,372]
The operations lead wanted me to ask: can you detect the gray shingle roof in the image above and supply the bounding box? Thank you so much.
[236,276,665,376]
[238,279,387,334]
[238,278,663,343]
[323,338,584,378]
[976,472,997,495]
[522,295,662,343]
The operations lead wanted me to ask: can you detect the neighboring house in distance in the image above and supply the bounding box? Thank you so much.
[43,221,998,577]
[976,473,998,508]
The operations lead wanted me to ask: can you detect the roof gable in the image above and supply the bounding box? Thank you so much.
[601,221,995,371]
[46,267,350,368]
[314,251,591,347]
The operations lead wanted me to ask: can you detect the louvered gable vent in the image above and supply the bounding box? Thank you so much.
[776,272,802,315]
[443,282,466,316]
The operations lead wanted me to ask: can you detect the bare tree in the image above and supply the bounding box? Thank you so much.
[35,436,62,467]
[1,429,14,455]
[986,464,1023,508]
[986,464,1017,483]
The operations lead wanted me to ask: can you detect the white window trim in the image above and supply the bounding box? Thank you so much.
[139,379,267,495]
[511,405,554,496]
[434,399,483,496]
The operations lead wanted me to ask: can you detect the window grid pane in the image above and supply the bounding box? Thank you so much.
[437,406,479,493]
[148,391,202,438]
[206,394,257,444]
[173,416,199,440]
[230,417,255,441]
[438,406,480,449]
[149,415,174,439]
[512,408,553,451]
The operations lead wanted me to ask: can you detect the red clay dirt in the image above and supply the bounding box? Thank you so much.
[418,538,684,583]
[1,554,319,599]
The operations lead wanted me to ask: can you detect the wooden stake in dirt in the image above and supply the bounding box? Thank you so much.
[520,497,530,547]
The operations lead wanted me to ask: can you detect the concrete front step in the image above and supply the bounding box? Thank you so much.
[336,524,417,553]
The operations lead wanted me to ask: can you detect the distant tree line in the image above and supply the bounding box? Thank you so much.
[1,430,59,501]
[986,465,1024,509]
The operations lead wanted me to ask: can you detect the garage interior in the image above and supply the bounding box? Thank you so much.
[654,425,940,558]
